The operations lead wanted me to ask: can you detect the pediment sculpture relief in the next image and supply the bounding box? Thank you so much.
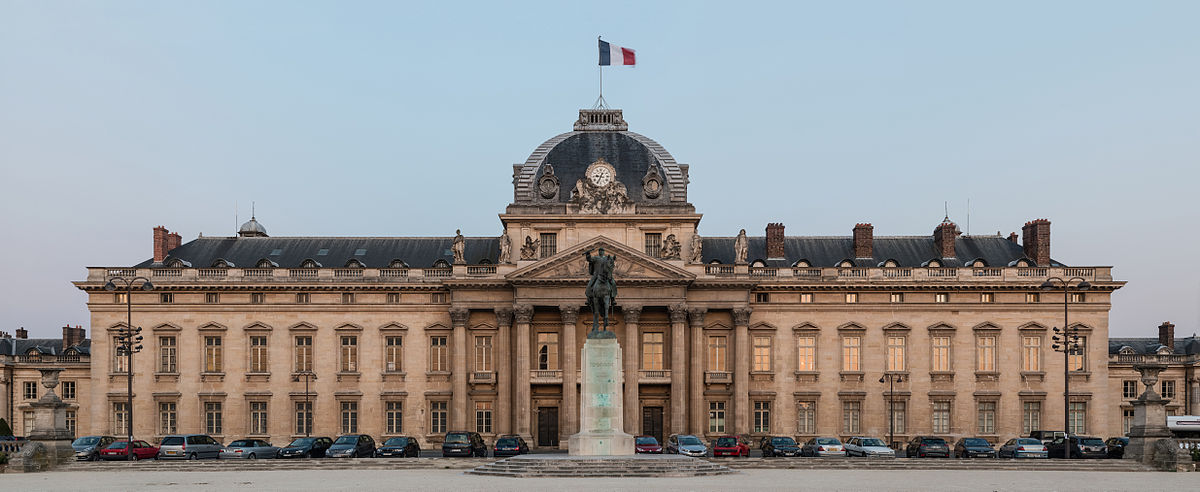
[569,158,634,214]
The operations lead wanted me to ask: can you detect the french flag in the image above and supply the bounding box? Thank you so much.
[598,39,635,66]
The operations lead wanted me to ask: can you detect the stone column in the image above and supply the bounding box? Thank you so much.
[669,303,689,435]
[1189,377,1200,416]
[559,304,579,446]
[689,307,707,437]
[732,307,753,435]
[622,305,642,434]
[449,307,470,431]
[494,307,513,435]
[513,304,534,440]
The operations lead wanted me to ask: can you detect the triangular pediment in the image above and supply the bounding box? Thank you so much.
[507,235,695,283]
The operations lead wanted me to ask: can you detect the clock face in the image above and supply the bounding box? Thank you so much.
[589,167,613,187]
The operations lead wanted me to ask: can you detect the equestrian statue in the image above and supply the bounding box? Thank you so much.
[583,247,617,339]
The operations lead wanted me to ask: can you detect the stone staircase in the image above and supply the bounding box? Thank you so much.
[467,455,735,477]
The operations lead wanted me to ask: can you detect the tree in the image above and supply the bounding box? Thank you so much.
[0,418,12,437]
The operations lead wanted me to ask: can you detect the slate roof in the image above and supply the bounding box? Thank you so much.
[135,236,500,269]
[1109,337,1200,356]
[514,131,689,205]
[702,235,1053,268]
[0,338,91,356]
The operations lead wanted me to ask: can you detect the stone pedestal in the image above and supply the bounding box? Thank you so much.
[568,336,634,456]
[1124,362,1191,470]
[9,368,75,473]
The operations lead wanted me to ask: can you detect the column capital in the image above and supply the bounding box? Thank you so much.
[513,304,534,324]
[493,307,513,327]
[449,307,470,326]
[688,307,707,326]
[558,304,580,325]
[621,305,643,324]
[732,306,753,326]
[669,303,689,323]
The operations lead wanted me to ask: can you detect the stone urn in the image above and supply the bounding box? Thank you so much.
[38,368,63,403]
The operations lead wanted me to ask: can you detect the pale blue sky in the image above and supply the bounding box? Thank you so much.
[2,1,1197,338]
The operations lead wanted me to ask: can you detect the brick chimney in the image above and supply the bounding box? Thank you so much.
[933,219,959,258]
[15,327,28,339]
[62,325,86,348]
[766,223,785,259]
[853,223,873,259]
[1007,232,1019,244]
[166,232,182,253]
[153,226,169,264]
[1159,322,1176,350]
[1022,219,1051,266]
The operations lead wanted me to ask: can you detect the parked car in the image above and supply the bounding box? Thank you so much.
[99,440,158,461]
[220,439,279,459]
[711,435,750,457]
[666,434,708,457]
[634,435,663,454]
[377,436,421,458]
[277,436,334,458]
[442,431,487,457]
[72,435,117,461]
[953,438,997,459]
[1105,437,1129,459]
[905,436,950,458]
[1028,430,1067,445]
[157,434,222,460]
[493,435,530,457]
[1048,435,1107,459]
[844,437,895,457]
[998,437,1049,459]
[801,437,846,457]
[761,436,802,457]
[327,434,376,458]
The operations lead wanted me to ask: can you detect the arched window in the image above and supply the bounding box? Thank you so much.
[432,259,450,268]
[300,259,320,268]
[256,258,278,268]
[211,259,232,268]
[927,259,942,268]
[750,260,766,268]
[709,259,723,264]
[479,259,492,265]
[793,259,810,268]
[882,259,899,268]
[838,260,854,268]
[344,259,365,268]
[389,259,408,268]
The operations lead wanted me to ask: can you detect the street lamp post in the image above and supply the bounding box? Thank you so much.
[103,276,153,461]
[879,372,904,450]
[296,371,317,437]
[1041,276,1090,458]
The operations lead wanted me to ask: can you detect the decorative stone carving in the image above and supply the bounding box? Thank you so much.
[498,230,512,264]
[688,307,706,326]
[494,307,513,327]
[734,229,749,264]
[660,234,681,260]
[513,304,534,324]
[538,163,560,199]
[688,233,703,264]
[569,158,634,214]
[559,305,579,325]
[732,307,753,326]
[669,303,689,323]
[621,305,642,325]
[449,307,470,326]
[642,165,663,199]
[452,230,465,264]
[520,235,540,260]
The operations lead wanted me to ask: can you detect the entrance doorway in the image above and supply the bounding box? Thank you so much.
[537,407,559,447]
[642,406,664,443]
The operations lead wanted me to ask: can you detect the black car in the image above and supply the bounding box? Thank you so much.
[953,438,996,458]
[376,436,420,458]
[72,435,117,461]
[277,436,334,458]
[905,436,950,458]
[442,431,487,457]
[1105,437,1129,459]
[761,436,801,457]
[493,435,530,457]
[1048,435,1107,459]
[327,434,376,458]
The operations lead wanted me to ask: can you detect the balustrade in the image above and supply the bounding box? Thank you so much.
[838,268,867,278]
[792,267,821,277]
[882,268,912,278]
[466,265,497,276]
[424,268,452,278]
[927,268,958,278]
[151,269,182,277]
[289,269,318,279]
[972,268,1002,277]
[749,267,777,277]
[380,268,409,278]
[333,268,363,278]
[198,268,227,278]
[244,268,273,278]
[705,265,735,276]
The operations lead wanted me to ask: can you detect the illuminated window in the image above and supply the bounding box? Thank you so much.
[1070,293,1086,303]
[1026,293,1039,303]
[708,401,726,434]
[935,293,949,303]
[429,336,448,372]
[1068,336,1087,371]
[886,336,906,372]
[249,336,269,373]
[932,336,951,372]
[799,293,813,303]
[294,336,313,372]
[537,332,559,370]
[976,336,996,372]
[890,292,904,303]
[842,336,861,372]
[204,336,223,372]
[1022,336,1041,372]
[642,332,664,370]
[796,336,816,371]
[844,293,858,304]
[980,292,994,303]
[385,336,403,372]
[752,336,772,372]
[707,336,727,372]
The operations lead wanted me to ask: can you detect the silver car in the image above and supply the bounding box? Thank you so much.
[667,434,708,457]
[157,434,222,460]
[801,437,846,457]
[999,437,1049,459]
[221,438,279,459]
[844,437,895,457]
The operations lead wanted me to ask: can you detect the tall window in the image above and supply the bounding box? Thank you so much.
[475,401,493,433]
[475,336,493,372]
[842,401,861,434]
[295,336,313,372]
[1022,336,1041,372]
[707,336,727,372]
[340,336,358,372]
[385,336,403,372]
[842,336,861,371]
[977,401,997,434]
[797,336,816,371]
[1122,380,1139,399]
[429,336,448,372]
[644,233,662,257]
[1068,402,1087,434]
[1122,409,1135,435]
[112,336,128,373]
[537,332,559,370]
[341,401,358,434]
[642,332,664,370]
[23,381,37,400]
[250,402,268,435]
[1022,402,1041,435]
[539,233,557,258]
[295,402,313,435]
[932,401,951,433]
[159,336,177,373]
[886,336,906,372]
[708,401,726,433]
[1068,336,1087,371]
[796,401,816,434]
[430,401,448,434]
[65,410,77,435]
[61,381,76,400]
[249,336,269,373]
[205,402,223,435]
[386,401,403,434]
[753,401,771,433]
[752,336,772,372]
[113,402,130,435]
[204,336,223,372]
[976,336,996,372]
[160,402,178,435]
[1162,380,1176,400]
[932,336,951,372]
[889,401,906,434]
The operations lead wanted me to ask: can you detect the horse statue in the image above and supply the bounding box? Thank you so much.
[583,247,617,338]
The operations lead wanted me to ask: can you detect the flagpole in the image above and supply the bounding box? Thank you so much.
[598,35,603,103]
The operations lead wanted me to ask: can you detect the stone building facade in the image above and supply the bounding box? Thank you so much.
[0,327,91,437]
[75,108,1123,448]
[1109,321,1200,435]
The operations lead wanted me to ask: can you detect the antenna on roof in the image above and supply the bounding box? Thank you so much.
[235,201,239,235]
[252,201,256,219]
[943,201,949,222]
[966,198,971,236]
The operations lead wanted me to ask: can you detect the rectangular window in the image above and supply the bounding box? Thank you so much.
[980,292,995,303]
[296,293,310,304]
[1070,292,1086,303]
[889,400,906,434]
[1023,402,1041,435]
[22,411,34,436]
[430,401,448,434]
[1026,293,1039,303]
[65,410,77,435]
[475,401,493,433]
[114,292,128,304]
[707,336,727,372]
[205,402,223,435]
[796,401,816,434]
[977,401,997,434]
[539,233,557,258]
[430,292,447,304]
[935,292,949,303]
[160,293,174,303]
[842,401,861,434]
[342,293,355,304]
[1022,336,1041,372]
[251,292,265,304]
[1123,380,1139,399]
[341,401,359,434]
[753,401,771,433]
[644,232,662,257]
[1162,380,1176,400]
[430,336,449,372]
[112,336,128,373]
[708,401,727,434]
[754,292,770,303]
[642,332,664,370]
[249,336,269,373]
[386,401,404,434]
[976,336,996,372]
[932,336,951,372]
[844,293,858,304]
[799,293,813,303]
[797,336,816,372]
[205,292,220,304]
[23,381,37,400]
[537,332,559,370]
[385,336,403,372]
[204,336,223,372]
[160,402,178,435]
[752,336,772,372]
[890,292,904,303]
[842,336,861,372]
[159,336,177,373]
[932,401,951,434]
[475,336,493,372]
[295,401,313,435]
[341,336,358,372]
[1068,402,1087,434]
[886,336,906,372]
[1068,336,1087,371]
[250,401,268,435]
[295,336,313,372]
[386,292,401,304]
[1122,409,1135,435]
[61,380,76,400]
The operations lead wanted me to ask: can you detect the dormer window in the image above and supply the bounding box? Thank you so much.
[1156,346,1173,355]
[1015,258,1032,267]
[256,259,278,268]
[927,259,942,268]
[211,259,232,268]
[389,259,409,269]
[793,260,810,268]
[433,259,450,268]
[882,260,899,268]
[970,259,987,267]
[1118,346,1136,355]
[751,260,766,268]
[166,259,186,268]
[838,260,854,268]
[479,259,492,265]
[344,259,365,268]
[300,259,320,268]
[709,259,723,264]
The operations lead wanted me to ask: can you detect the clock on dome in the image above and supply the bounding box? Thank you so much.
[585,159,617,187]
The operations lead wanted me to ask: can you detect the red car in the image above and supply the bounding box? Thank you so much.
[99,440,159,461]
[635,435,663,454]
[711,435,750,457]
